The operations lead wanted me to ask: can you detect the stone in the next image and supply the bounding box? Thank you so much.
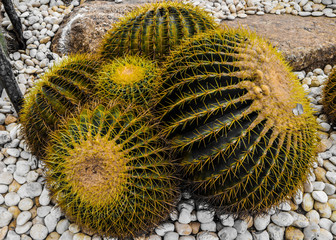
[51,1,142,55]
[331,222,336,235]
[46,232,61,240]
[219,214,234,227]
[267,223,285,240]
[225,15,336,71]
[290,212,309,228]
[16,211,32,226]
[196,231,218,240]
[285,226,304,240]
[252,230,270,240]
[30,224,48,240]
[45,213,59,233]
[0,226,8,240]
[319,218,333,231]
[324,183,335,195]
[17,182,42,198]
[180,237,195,240]
[175,222,192,235]
[236,231,252,240]
[0,131,11,144]
[318,228,333,240]
[163,232,178,240]
[179,209,192,224]
[233,220,247,234]
[0,207,13,227]
[73,233,91,240]
[271,212,294,227]
[217,227,237,240]
[56,219,70,235]
[306,210,320,224]
[5,192,20,206]
[18,198,34,211]
[6,230,20,240]
[148,235,161,240]
[302,193,314,211]
[254,214,270,231]
[155,223,174,236]
[314,202,332,218]
[326,171,336,183]
[201,222,216,232]
[190,222,201,234]
[15,221,32,234]
[68,223,80,234]
[8,206,20,219]
[39,187,51,206]
[197,210,214,223]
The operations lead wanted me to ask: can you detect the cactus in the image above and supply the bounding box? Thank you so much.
[99,1,217,61]
[96,55,160,106]
[44,102,179,238]
[20,54,101,157]
[322,68,336,124]
[157,28,318,214]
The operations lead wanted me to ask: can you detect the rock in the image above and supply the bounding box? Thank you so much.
[324,183,335,195]
[254,214,271,231]
[30,224,48,240]
[267,223,285,240]
[314,202,332,218]
[45,213,59,233]
[0,172,13,185]
[196,231,219,240]
[197,210,214,223]
[326,171,336,184]
[8,206,20,219]
[59,230,74,240]
[317,228,332,240]
[73,233,91,240]
[303,223,320,240]
[39,187,51,206]
[4,192,20,206]
[148,235,161,240]
[56,219,70,235]
[179,209,192,224]
[252,230,270,240]
[290,212,309,228]
[271,212,294,227]
[164,232,178,240]
[17,182,42,198]
[175,222,192,235]
[236,231,252,240]
[302,193,314,211]
[319,218,333,231]
[285,226,304,240]
[46,232,61,240]
[224,14,336,70]
[190,222,201,234]
[51,1,142,55]
[331,222,336,235]
[0,226,8,240]
[233,220,247,234]
[155,223,175,236]
[6,230,20,240]
[0,207,13,227]
[16,211,31,226]
[217,227,237,240]
[15,221,32,234]
[18,198,34,211]
[219,214,234,227]
[0,131,11,144]
[201,222,216,232]
[306,210,320,224]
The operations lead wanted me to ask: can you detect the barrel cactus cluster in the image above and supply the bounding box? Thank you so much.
[20,1,318,238]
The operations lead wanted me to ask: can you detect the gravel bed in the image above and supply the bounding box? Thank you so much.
[0,0,336,240]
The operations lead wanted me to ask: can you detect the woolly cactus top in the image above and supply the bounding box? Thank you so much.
[323,68,336,123]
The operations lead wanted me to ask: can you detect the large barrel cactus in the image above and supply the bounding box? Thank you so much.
[44,102,179,238]
[99,1,217,61]
[323,68,336,124]
[96,55,160,106]
[157,28,318,214]
[20,54,101,157]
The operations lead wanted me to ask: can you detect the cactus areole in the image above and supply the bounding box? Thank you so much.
[158,28,317,214]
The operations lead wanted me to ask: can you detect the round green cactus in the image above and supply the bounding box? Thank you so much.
[99,1,217,61]
[323,68,336,124]
[44,102,179,238]
[157,28,318,214]
[20,54,101,157]
[96,55,160,106]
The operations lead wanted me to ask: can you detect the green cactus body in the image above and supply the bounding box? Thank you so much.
[96,55,160,106]
[158,28,318,214]
[99,1,217,61]
[20,54,101,157]
[44,102,179,238]
[323,68,336,124]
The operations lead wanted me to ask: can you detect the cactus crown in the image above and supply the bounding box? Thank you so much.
[323,68,336,124]
[96,55,160,106]
[20,54,101,157]
[45,102,179,238]
[158,28,318,214]
[99,1,217,61]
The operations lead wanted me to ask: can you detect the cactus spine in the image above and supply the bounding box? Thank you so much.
[44,102,179,238]
[323,68,336,124]
[96,55,160,106]
[99,1,217,61]
[157,28,318,214]
[20,54,101,157]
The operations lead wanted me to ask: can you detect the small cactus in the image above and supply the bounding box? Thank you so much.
[157,28,318,214]
[99,1,217,61]
[323,68,336,124]
[96,55,160,106]
[44,102,179,238]
[20,54,101,157]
